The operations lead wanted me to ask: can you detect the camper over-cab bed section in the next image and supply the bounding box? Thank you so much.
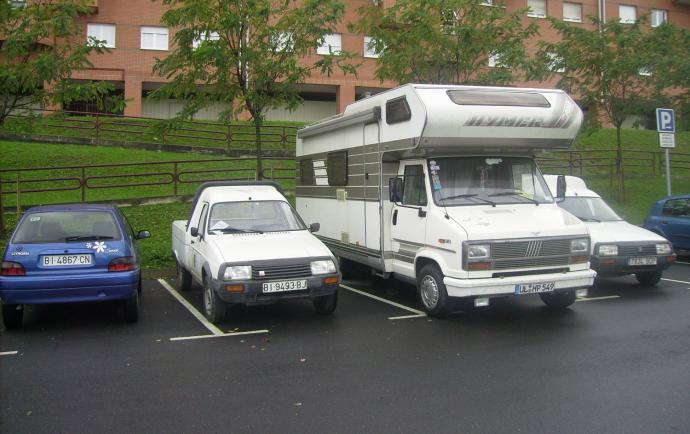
[297,84,583,155]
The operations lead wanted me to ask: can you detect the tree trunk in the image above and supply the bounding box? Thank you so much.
[615,125,625,201]
[254,118,263,180]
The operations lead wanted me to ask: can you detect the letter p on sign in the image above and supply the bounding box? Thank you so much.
[656,108,675,133]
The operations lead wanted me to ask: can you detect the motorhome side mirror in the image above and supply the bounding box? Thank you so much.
[136,230,151,240]
[556,175,567,199]
[389,177,404,203]
[190,227,199,237]
[309,223,320,233]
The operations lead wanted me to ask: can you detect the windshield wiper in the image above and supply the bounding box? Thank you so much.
[65,235,115,242]
[440,193,496,207]
[578,217,601,222]
[488,191,540,205]
[214,227,264,234]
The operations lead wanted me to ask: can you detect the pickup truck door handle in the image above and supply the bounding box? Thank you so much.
[392,209,398,225]
[190,240,195,244]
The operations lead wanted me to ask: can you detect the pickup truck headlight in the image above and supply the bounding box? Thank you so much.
[311,260,336,275]
[570,238,589,254]
[467,244,490,259]
[597,244,618,256]
[656,243,672,255]
[224,265,252,280]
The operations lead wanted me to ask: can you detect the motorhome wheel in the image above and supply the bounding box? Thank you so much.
[417,265,450,317]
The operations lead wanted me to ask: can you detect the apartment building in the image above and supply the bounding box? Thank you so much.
[70,0,690,122]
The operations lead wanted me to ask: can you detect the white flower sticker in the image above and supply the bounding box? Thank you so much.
[85,242,92,248]
[93,242,107,253]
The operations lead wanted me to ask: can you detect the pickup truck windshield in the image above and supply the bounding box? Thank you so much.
[12,211,121,244]
[207,201,306,233]
[428,157,553,206]
[558,197,623,222]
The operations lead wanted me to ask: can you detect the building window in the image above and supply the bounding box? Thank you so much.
[562,2,582,22]
[386,97,411,124]
[87,23,116,48]
[488,53,504,68]
[317,34,342,55]
[192,31,220,49]
[547,52,565,73]
[619,5,636,24]
[650,9,667,27]
[141,26,169,51]
[638,68,652,76]
[481,0,493,5]
[402,165,427,207]
[363,36,380,58]
[299,159,314,185]
[326,151,348,186]
[527,0,547,18]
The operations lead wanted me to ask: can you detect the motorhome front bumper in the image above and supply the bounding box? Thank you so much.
[443,269,596,298]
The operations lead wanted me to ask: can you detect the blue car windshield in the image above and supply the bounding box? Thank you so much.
[12,211,122,244]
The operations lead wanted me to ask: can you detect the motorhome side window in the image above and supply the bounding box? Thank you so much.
[386,97,411,124]
[402,165,427,206]
[299,159,314,185]
[327,151,347,186]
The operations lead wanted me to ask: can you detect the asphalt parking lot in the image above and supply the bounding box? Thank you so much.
[1,261,690,433]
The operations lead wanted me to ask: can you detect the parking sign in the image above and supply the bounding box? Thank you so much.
[656,108,675,133]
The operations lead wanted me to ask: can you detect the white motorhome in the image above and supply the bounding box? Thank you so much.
[296,84,596,316]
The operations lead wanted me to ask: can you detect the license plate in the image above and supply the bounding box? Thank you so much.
[628,256,657,266]
[515,281,555,295]
[42,254,92,267]
[262,280,308,293]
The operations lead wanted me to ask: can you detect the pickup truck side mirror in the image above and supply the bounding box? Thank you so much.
[309,223,320,233]
[389,177,404,203]
[136,230,151,240]
[190,227,199,237]
[556,175,567,200]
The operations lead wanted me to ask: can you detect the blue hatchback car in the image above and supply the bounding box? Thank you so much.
[0,204,150,329]
[643,194,690,252]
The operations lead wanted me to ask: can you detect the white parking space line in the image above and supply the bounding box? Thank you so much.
[676,261,690,265]
[170,330,269,342]
[340,284,427,320]
[0,351,19,356]
[158,278,224,336]
[661,278,690,285]
[576,295,621,302]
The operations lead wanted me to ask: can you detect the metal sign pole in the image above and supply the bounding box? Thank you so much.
[665,148,671,196]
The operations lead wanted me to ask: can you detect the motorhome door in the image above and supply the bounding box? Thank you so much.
[391,160,428,277]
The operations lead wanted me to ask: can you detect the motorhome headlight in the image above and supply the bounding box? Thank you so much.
[597,244,618,257]
[468,244,491,260]
[224,265,252,280]
[570,238,589,254]
[656,243,672,255]
[311,260,336,275]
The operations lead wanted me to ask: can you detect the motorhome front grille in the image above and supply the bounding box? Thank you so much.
[252,264,312,280]
[491,239,571,259]
[493,256,570,270]
[618,244,657,256]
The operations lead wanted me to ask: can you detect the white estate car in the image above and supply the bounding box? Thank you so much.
[172,181,340,323]
[545,175,676,286]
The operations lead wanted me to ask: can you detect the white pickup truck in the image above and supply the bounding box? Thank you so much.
[544,175,676,286]
[172,181,340,323]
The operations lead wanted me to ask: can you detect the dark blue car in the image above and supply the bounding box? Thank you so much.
[0,204,150,329]
[643,194,690,252]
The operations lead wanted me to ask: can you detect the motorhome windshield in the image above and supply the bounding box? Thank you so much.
[558,197,623,222]
[428,157,553,206]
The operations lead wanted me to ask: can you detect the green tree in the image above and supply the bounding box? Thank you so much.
[535,16,684,199]
[151,0,356,179]
[0,0,114,126]
[351,0,539,85]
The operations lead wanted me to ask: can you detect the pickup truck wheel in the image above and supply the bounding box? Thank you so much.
[539,290,576,309]
[177,261,193,291]
[313,291,338,315]
[2,304,23,329]
[203,282,226,324]
[636,271,662,286]
[123,289,139,323]
[417,265,450,318]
